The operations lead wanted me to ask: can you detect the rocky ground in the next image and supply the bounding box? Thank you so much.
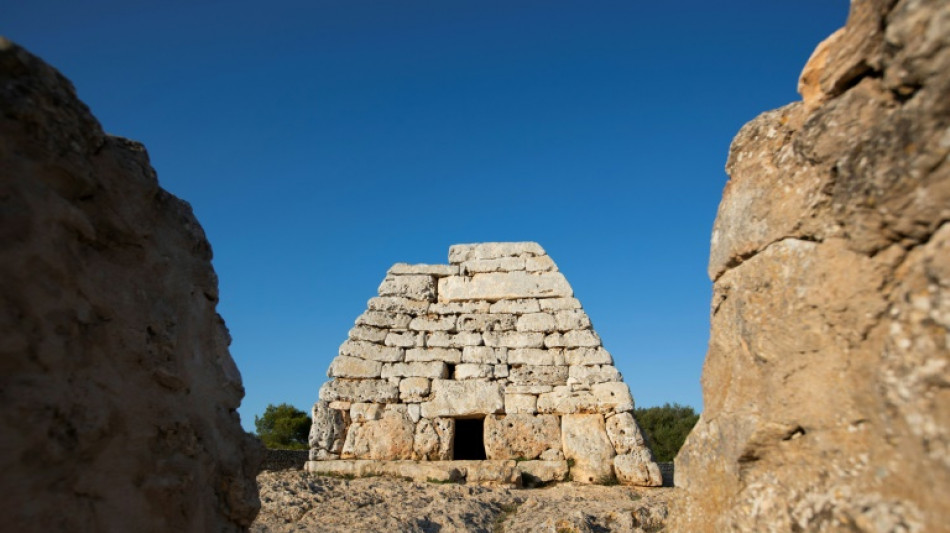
[252,470,675,532]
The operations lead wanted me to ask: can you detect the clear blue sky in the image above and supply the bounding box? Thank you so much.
[7,1,848,431]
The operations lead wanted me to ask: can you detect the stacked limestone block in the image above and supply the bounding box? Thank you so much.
[310,242,661,486]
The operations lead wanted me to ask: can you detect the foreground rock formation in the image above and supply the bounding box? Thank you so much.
[0,39,260,530]
[674,0,949,531]
[252,470,673,533]
[309,242,662,486]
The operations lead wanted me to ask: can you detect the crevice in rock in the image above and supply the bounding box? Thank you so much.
[713,235,822,282]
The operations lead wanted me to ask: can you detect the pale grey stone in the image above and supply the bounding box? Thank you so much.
[425,331,483,348]
[461,346,504,364]
[420,380,504,418]
[355,311,412,330]
[310,401,346,454]
[484,331,545,348]
[319,379,400,404]
[561,414,615,484]
[377,274,436,300]
[525,255,557,272]
[384,331,423,348]
[516,312,557,332]
[407,403,421,423]
[406,347,462,364]
[591,382,634,412]
[327,355,382,378]
[327,401,351,411]
[309,449,339,461]
[540,448,564,461]
[341,410,415,460]
[536,389,598,414]
[509,365,568,386]
[448,242,546,262]
[428,301,490,314]
[409,315,457,331]
[494,364,509,378]
[461,257,526,274]
[508,348,558,366]
[350,402,383,423]
[388,263,458,277]
[505,393,537,414]
[439,271,573,302]
[485,414,560,460]
[568,365,621,385]
[339,339,404,362]
[399,377,431,402]
[517,460,569,484]
[413,418,454,460]
[563,330,601,347]
[506,384,553,394]
[543,333,566,348]
[489,299,541,314]
[381,361,448,379]
[565,347,613,365]
[348,324,388,343]
[614,451,662,487]
[455,363,493,380]
[555,309,591,331]
[367,296,429,315]
[605,412,647,454]
[538,297,582,311]
[457,313,516,332]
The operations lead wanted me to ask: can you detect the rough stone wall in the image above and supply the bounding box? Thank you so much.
[673,1,949,531]
[310,242,662,486]
[0,40,260,530]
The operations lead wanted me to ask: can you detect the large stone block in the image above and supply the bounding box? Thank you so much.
[377,274,437,300]
[448,242,546,262]
[381,361,448,379]
[384,331,423,348]
[489,299,541,314]
[461,346,505,364]
[355,311,412,330]
[538,297,582,311]
[483,331,545,348]
[409,315,457,331]
[398,377,430,402]
[327,355,382,378]
[485,414,561,460]
[516,312,557,332]
[509,365,568,386]
[367,296,429,315]
[319,379,399,404]
[568,365,621,385]
[338,339,404,362]
[348,324,388,343]
[455,363,493,380]
[504,393,538,414]
[310,401,346,454]
[605,412,647,454]
[457,313,516,332]
[420,380,504,418]
[591,382,634,412]
[341,410,415,460]
[554,309,591,331]
[614,450,662,487]
[517,460,569,486]
[561,414,615,484]
[425,331,483,348]
[461,257,526,273]
[405,347,462,364]
[564,347,613,366]
[508,348,561,366]
[438,272,573,302]
[536,389,599,414]
[388,263,459,277]
[413,418,454,460]
[429,301,490,314]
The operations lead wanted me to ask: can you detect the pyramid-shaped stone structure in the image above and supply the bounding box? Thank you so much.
[308,242,661,486]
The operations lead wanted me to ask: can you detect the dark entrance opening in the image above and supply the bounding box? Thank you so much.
[453,417,486,460]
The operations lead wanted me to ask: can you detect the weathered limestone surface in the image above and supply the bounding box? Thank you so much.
[562,414,616,484]
[311,242,658,485]
[0,40,259,530]
[674,1,950,531]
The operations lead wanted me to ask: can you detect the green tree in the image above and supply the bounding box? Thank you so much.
[254,403,310,450]
[634,403,700,462]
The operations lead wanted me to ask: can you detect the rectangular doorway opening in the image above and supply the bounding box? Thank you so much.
[453,417,486,460]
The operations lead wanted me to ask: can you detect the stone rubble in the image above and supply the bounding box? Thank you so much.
[309,242,661,486]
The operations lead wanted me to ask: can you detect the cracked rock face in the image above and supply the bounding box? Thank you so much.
[0,39,260,530]
[673,0,950,531]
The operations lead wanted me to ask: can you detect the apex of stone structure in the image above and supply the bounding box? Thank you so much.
[309,242,662,487]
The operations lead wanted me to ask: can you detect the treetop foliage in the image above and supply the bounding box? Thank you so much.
[634,403,700,462]
[254,403,310,450]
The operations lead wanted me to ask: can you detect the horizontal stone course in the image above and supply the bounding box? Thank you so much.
[439,272,573,302]
[448,242,546,263]
[388,263,459,277]
[339,340,404,362]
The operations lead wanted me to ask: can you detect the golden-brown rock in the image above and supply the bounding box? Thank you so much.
[674,0,950,531]
[0,39,260,530]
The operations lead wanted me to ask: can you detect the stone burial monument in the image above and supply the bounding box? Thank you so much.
[307,242,662,487]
